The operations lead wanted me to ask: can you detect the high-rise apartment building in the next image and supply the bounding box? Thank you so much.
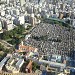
[19,0,25,6]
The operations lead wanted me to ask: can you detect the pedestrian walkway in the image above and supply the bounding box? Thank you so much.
[0,72,39,75]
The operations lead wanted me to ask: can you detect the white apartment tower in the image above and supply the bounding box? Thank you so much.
[6,0,10,4]
[0,21,2,30]
[20,0,25,6]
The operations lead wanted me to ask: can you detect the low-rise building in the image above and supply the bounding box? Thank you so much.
[0,57,9,71]
[39,55,66,72]
[5,54,24,73]
[42,66,58,75]
[16,59,24,69]
[26,60,33,73]
[17,41,38,53]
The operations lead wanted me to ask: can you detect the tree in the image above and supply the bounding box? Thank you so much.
[0,43,4,51]
[2,31,10,40]
[32,62,40,72]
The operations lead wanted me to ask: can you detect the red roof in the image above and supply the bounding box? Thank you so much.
[17,45,37,52]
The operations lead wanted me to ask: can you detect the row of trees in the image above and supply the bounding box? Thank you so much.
[43,18,70,28]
